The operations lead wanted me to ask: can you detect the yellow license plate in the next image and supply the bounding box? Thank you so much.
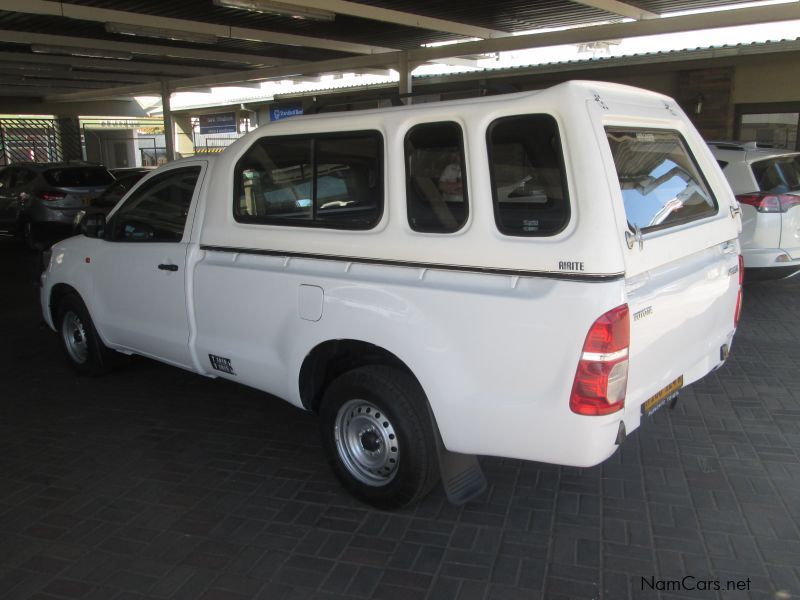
[641,376,683,416]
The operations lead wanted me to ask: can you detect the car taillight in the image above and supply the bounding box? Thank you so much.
[738,254,744,286]
[570,304,630,416]
[736,192,800,213]
[734,254,744,328]
[40,191,66,201]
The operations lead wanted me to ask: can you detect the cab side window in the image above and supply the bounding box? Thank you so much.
[234,131,383,230]
[107,167,201,243]
[405,122,468,233]
[487,115,570,236]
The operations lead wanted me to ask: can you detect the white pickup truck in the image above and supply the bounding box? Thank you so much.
[41,81,742,509]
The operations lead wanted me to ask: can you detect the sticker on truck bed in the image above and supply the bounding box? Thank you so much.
[209,354,236,375]
[641,376,683,416]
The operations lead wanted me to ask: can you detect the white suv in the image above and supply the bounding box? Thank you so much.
[709,141,800,280]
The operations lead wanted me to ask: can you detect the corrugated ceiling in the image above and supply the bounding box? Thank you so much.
[0,0,793,102]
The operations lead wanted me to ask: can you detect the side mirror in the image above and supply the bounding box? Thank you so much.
[81,212,106,239]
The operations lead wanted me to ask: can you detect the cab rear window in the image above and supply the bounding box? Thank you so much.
[234,130,383,230]
[605,128,717,232]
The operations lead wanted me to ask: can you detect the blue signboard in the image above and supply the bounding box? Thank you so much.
[270,103,304,122]
[199,112,237,134]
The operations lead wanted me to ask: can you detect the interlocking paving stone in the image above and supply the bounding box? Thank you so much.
[2,239,800,599]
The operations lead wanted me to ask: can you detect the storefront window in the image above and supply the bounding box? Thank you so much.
[737,106,800,151]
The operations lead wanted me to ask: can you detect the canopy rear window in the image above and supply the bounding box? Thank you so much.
[606,128,717,232]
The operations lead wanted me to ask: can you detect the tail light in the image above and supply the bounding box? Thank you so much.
[570,305,630,416]
[736,192,800,213]
[40,191,66,201]
[734,254,744,328]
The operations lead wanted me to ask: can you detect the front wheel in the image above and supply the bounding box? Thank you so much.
[319,366,439,509]
[56,293,114,376]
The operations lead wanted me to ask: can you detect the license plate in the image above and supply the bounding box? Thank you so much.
[641,376,683,416]
[82,197,94,206]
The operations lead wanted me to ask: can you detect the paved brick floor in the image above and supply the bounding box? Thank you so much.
[1,238,798,600]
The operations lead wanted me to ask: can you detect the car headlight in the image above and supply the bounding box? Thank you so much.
[74,209,86,228]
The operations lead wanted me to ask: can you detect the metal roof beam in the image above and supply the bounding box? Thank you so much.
[570,0,658,20]
[3,0,395,55]
[46,52,405,101]
[45,2,800,103]
[0,30,294,66]
[272,0,508,38]
[29,71,160,84]
[0,51,232,77]
[0,77,115,89]
[407,1,800,62]
[0,85,105,96]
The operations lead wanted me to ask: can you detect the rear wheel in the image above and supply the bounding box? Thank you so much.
[56,293,113,375]
[319,366,439,509]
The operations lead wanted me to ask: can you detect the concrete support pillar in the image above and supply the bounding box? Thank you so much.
[161,80,175,163]
[55,116,83,162]
[398,52,412,105]
[173,115,194,158]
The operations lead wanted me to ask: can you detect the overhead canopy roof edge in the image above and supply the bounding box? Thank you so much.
[42,2,800,104]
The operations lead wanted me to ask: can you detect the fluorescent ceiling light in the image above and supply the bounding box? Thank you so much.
[31,44,133,60]
[213,0,335,22]
[105,22,218,45]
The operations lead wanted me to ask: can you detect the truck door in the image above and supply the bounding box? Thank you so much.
[602,124,741,425]
[90,162,206,368]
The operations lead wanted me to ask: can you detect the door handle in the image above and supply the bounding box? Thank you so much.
[158,263,179,272]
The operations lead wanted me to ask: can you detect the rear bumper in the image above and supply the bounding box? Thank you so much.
[742,248,800,280]
[26,204,84,226]
[745,265,800,282]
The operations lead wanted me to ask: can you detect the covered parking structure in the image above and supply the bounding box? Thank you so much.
[1,2,800,600]
[0,0,798,161]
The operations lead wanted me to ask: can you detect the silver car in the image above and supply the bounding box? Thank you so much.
[0,162,115,248]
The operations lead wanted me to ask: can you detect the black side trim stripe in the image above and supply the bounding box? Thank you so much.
[199,245,624,283]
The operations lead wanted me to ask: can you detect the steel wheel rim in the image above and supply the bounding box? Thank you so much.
[334,399,399,486]
[61,311,89,364]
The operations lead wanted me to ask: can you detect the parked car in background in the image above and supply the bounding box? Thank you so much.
[109,167,153,179]
[74,168,157,230]
[709,141,800,280]
[0,162,114,248]
[74,169,152,227]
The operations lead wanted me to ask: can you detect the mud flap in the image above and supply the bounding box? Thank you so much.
[432,430,487,505]
[425,403,487,505]
[437,445,487,505]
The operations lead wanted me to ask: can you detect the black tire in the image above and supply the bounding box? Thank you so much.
[56,293,114,376]
[319,365,439,509]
